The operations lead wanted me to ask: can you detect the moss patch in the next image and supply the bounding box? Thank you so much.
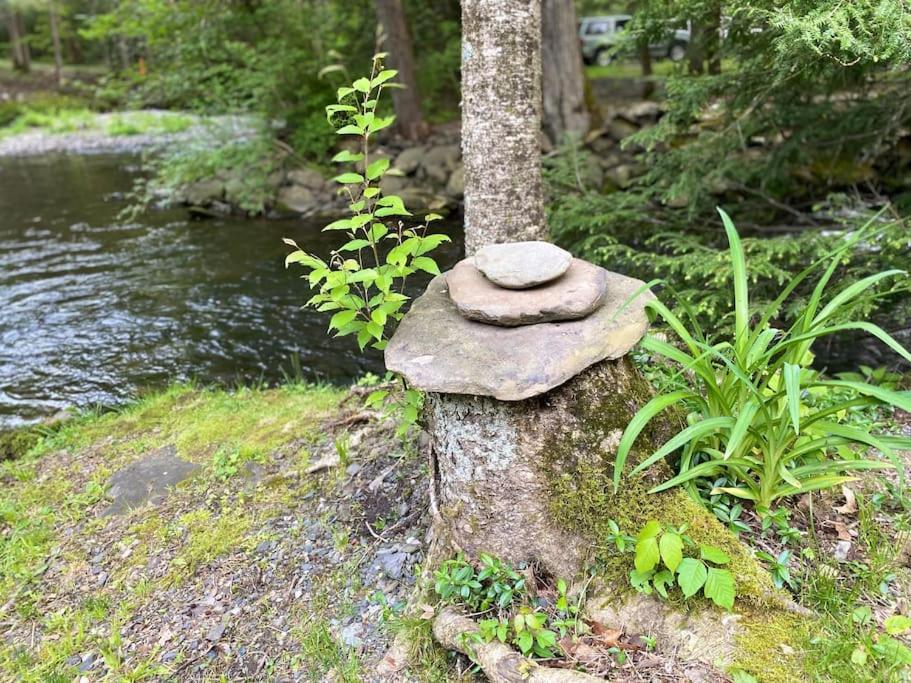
[734,611,811,683]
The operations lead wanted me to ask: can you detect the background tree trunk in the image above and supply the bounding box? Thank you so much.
[638,39,655,98]
[687,20,705,75]
[375,0,426,141]
[8,10,30,73]
[462,0,547,254]
[706,3,722,75]
[49,2,64,86]
[541,0,590,145]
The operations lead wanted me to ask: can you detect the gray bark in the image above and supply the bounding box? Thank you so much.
[7,10,30,73]
[426,356,672,579]
[49,3,64,86]
[375,0,426,141]
[462,0,547,255]
[541,0,590,145]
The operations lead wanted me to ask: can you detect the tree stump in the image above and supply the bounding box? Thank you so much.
[386,253,659,579]
[425,355,667,579]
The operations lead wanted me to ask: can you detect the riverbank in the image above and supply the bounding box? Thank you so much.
[1,380,909,681]
[0,110,258,157]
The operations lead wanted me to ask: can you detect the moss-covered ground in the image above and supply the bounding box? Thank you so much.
[0,382,457,681]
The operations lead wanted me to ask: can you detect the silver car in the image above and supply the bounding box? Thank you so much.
[579,15,690,66]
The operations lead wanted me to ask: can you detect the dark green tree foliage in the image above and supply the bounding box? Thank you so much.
[82,0,461,155]
[550,1,911,357]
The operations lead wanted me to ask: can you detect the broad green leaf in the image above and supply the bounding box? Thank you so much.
[329,309,357,331]
[352,77,371,93]
[412,256,441,275]
[335,124,363,135]
[331,150,363,163]
[704,568,735,610]
[336,86,355,100]
[322,217,354,231]
[372,69,398,87]
[366,158,390,181]
[635,524,661,573]
[676,558,708,599]
[334,172,364,185]
[659,532,684,572]
[700,546,731,565]
[885,615,911,635]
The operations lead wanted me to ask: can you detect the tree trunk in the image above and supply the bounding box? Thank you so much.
[426,356,672,579]
[8,10,30,73]
[687,20,705,75]
[49,3,64,86]
[706,3,722,75]
[375,0,426,141]
[638,39,655,98]
[541,0,590,145]
[462,0,547,254]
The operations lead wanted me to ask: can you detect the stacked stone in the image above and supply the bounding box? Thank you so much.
[386,241,653,401]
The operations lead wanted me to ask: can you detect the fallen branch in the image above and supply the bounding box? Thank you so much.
[432,606,604,683]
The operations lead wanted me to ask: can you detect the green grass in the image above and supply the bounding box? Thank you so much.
[106,111,194,136]
[0,106,196,139]
[586,58,679,80]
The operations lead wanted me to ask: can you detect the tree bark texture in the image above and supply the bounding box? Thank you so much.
[49,4,64,86]
[541,0,590,145]
[462,0,547,255]
[375,0,426,141]
[7,10,30,73]
[426,356,674,580]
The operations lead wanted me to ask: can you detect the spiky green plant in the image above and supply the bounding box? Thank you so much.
[615,209,911,511]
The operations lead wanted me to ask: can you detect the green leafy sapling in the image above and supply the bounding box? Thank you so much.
[630,520,737,610]
[284,53,450,435]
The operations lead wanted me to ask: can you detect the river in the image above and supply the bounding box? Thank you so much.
[0,152,462,427]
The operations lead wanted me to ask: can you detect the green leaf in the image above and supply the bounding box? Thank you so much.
[659,532,684,572]
[335,124,363,135]
[613,390,696,490]
[653,569,675,598]
[718,208,749,360]
[352,77,371,93]
[676,558,708,599]
[703,567,737,610]
[371,69,398,87]
[340,239,371,251]
[371,309,387,326]
[411,256,441,275]
[783,363,802,435]
[630,417,736,479]
[331,150,364,163]
[635,522,662,573]
[322,218,354,231]
[885,615,911,635]
[329,309,357,331]
[700,546,731,565]
[366,158,390,181]
[336,86,355,100]
[334,172,365,185]
[723,399,759,460]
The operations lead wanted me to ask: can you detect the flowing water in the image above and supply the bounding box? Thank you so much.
[0,153,462,427]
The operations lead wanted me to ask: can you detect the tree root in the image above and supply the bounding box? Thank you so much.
[432,606,604,683]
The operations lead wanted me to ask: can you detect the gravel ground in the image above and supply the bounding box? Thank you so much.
[0,111,259,157]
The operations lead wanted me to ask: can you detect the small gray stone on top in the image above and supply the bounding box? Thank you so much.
[385,270,654,400]
[474,240,572,289]
[103,445,200,516]
[447,257,608,326]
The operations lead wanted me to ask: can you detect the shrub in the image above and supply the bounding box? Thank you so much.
[614,209,911,512]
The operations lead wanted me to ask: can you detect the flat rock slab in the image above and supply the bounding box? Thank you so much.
[447,258,608,326]
[385,270,654,400]
[103,445,200,516]
[474,240,572,289]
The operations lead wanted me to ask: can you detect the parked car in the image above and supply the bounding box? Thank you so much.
[579,15,690,66]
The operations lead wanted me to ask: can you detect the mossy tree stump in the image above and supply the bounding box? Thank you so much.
[386,266,657,579]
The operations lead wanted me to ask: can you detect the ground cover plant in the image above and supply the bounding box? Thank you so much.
[615,209,911,513]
